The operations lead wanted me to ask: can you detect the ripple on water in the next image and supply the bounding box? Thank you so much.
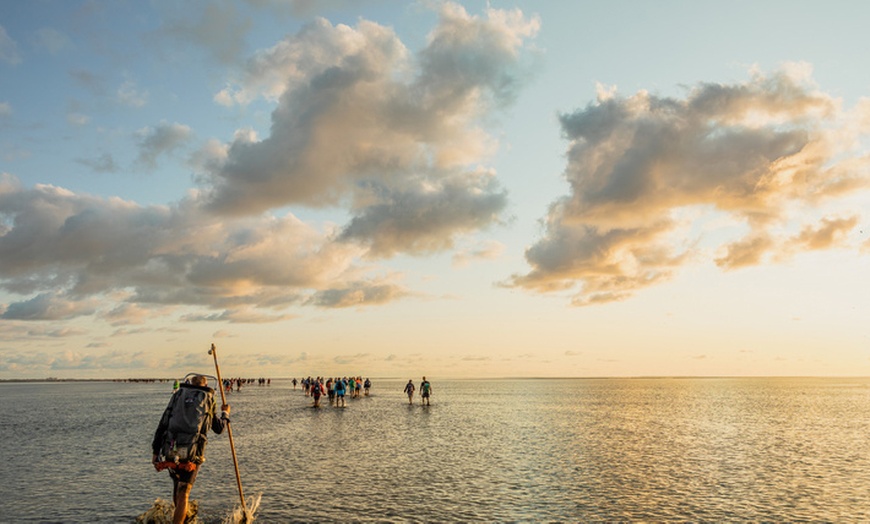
[3,378,870,521]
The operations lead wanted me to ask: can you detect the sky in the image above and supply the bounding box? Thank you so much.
[1,0,870,380]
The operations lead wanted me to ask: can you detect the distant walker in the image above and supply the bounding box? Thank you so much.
[420,377,432,406]
[403,379,415,404]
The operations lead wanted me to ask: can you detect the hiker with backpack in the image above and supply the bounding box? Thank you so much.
[152,374,231,524]
[420,377,432,406]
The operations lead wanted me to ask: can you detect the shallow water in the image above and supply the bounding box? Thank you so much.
[2,377,870,522]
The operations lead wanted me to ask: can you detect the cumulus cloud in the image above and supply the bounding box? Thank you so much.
[0,173,409,322]
[715,233,774,270]
[134,121,193,169]
[307,280,408,308]
[0,3,540,328]
[338,170,508,257]
[102,302,162,326]
[511,65,870,305]
[181,308,296,323]
[201,2,539,258]
[1,292,98,320]
[786,215,859,251]
[28,326,88,338]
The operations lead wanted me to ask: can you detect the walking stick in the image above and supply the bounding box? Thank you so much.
[209,343,251,522]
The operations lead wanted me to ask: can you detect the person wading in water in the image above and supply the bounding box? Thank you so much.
[404,379,416,405]
[151,374,230,524]
[420,377,432,406]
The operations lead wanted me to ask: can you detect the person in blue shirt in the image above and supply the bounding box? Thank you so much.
[334,377,347,407]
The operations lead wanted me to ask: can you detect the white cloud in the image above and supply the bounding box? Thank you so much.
[0,175,409,323]
[0,3,541,327]
[181,308,297,323]
[307,279,409,308]
[1,292,98,320]
[201,2,539,260]
[511,65,870,305]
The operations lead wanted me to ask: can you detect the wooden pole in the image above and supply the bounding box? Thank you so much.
[209,343,250,522]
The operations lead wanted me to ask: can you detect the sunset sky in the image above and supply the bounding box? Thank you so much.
[2,0,869,380]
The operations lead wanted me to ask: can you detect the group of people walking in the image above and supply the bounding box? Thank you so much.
[296,376,371,407]
[404,377,433,405]
[293,376,434,407]
[220,376,270,392]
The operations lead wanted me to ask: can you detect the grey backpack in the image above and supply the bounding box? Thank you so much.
[159,383,215,464]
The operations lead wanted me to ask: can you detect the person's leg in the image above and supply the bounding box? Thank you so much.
[171,475,180,509]
[170,466,198,524]
[173,481,192,524]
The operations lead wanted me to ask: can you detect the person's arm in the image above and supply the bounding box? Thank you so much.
[211,403,231,434]
[152,412,168,455]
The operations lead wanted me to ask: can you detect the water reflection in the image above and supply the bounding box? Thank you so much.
[2,378,870,522]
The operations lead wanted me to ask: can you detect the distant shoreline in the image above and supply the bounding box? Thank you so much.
[2,375,868,384]
[0,378,176,383]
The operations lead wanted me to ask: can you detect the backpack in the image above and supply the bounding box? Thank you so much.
[157,383,215,465]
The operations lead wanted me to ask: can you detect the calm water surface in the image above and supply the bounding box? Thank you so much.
[2,377,870,522]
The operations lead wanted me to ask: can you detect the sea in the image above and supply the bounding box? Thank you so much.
[2,377,870,523]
